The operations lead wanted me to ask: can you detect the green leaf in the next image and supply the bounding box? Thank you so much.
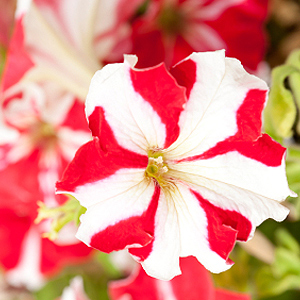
[256,267,300,297]
[276,228,300,254]
[264,64,298,139]
[273,248,300,277]
[34,274,75,300]
[34,257,119,300]
[96,252,122,278]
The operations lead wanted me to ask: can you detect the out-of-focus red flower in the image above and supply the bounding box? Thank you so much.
[0,82,92,289]
[109,256,251,300]
[128,0,268,72]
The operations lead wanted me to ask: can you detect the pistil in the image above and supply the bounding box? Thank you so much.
[145,155,168,185]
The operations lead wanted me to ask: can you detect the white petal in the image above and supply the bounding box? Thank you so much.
[74,170,155,246]
[174,184,233,273]
[171,151,293,204]
[136,191,181,280]
[170,153,290,229]
[66,168,146,209]
[167,51,268,160]
[85,61,167,155]
[23,1,98,99]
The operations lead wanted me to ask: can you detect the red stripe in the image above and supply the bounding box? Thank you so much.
[109,265,158,300]
[0,209,31,270]
[1,16,34,91]
[192,190,252,260]
[200,133,285,166]
[0,151,42,220]
[181,89,285,167]
[170,58,197,99]
[60,99,89,132]
[57,108,148,192]
[130,64,187,148]
[90,185,160,254]
[171,257,214,300]
[41,236,92,275]
[128,185,160,261]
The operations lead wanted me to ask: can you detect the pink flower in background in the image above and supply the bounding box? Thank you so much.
[2,0,141,99]
[128,0,268,72]
[57,51,292,281]
[0,81,92,289]
[109,257,250,300]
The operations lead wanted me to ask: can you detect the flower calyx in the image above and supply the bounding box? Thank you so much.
[35,197,86,241]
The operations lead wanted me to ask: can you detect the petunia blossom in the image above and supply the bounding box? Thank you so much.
[57,51,293,281]
[109,256,250,300]
[1,0,143,100]
[0,81,92,289]
[128,0,268,72]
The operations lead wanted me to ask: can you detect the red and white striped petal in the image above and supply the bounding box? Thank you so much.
[21,1,95,99]
[174,179,287,264]
[85,57,186,154]
[71,173,158,253]
[167,51,268,160]
[170,143,293,205]
[173,184,235,273]
[129,178,286,277]
[3,81,76,130]
[129,190,181,280]
[5,225,45,290]
[11,0,129,100]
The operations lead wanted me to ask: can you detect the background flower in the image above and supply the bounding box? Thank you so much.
[127,0,268,72]
[0,81,92,289]
[109,257,250,300]
[1,0,141,99]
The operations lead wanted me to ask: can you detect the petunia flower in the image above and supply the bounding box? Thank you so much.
[109,256,250,300]
[56,50,293,281]
[1,0,142,100]
[128,0,268,72]
[0,81,92,289]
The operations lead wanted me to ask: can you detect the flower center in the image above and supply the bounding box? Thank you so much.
[30,121,58,150]
[157,6,186,36]
[145,153,169,184]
